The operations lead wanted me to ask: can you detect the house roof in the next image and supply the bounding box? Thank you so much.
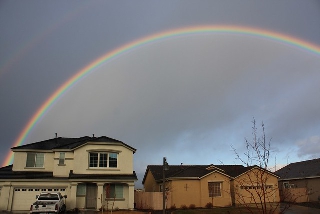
[0,165,54,179]
[275,158,320,180]
[142,164,248,184]
[0,165,137,180]
[11,136,136,152]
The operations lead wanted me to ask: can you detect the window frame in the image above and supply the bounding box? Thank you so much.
[88,152,118,169]
[26,153,44,168]
[208,182,222,197]
[105,183,124,199]
[59,152,65,165]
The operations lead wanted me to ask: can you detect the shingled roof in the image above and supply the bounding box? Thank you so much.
[11,136,136,152]
[0,165,137,180]
[142,164,249,184]
[275,158,320,180]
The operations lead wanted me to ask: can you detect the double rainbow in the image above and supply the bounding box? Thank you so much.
[3,25,320,166]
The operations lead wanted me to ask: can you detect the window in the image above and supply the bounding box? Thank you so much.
[208,182,221,197]
[106,184,123,199]
[109,153,117,167]
[89,152,117,168]
[59,152,65,165]
[76,183,86,196]
[26,153,44,167]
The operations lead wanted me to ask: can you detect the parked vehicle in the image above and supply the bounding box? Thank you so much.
[30,192,67,213]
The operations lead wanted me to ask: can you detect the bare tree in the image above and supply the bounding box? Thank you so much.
[232,118,287,214]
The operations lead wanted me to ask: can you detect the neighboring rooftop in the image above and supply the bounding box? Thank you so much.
[142,164,252,184]
[275,158,320,180]
[11,136,136,152]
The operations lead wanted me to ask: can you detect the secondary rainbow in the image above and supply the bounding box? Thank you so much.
[3,25,320,166]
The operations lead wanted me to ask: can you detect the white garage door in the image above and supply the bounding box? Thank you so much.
[12,187,66,211]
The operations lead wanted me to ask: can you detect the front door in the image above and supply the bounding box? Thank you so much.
[86,183,97,209]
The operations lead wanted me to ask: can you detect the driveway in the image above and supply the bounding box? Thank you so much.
[282,204,320,214]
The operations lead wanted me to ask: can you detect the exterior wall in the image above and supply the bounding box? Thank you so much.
[280,188,308,203]
[12,151,54,172]
[170,179,200,208]
[143,171,159,192]
[2,141,136,212]
[199,172,232,207]
[53,151,74,177]
[279,178,320,202]
[0,181,13,211]
[0,180,70,211]
[233,168,280,204]
[102,183,134,209]
[73,143,134,174]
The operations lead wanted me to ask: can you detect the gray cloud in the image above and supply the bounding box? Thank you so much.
[1,1,320,186]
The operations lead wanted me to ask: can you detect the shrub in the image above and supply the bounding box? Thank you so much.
[205,202,213,208]
[170,204,176,210]
[189,204,196,209]
[180,204,188,209]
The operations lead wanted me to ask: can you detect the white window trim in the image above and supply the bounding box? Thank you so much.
[88,152,118,169]
[25,153,45,168]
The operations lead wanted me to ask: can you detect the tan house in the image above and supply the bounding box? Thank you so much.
[0,136,137,212]
[232,166,280,204]
[140,164,279,209]
[275,158,320,202]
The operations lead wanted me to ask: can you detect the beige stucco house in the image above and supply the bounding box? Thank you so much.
[140,164,279,209]
[275,158,320,202]
[0,136,137,212]
[232,166,280,204]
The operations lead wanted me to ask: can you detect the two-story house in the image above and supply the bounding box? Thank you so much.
[0,136,137,212]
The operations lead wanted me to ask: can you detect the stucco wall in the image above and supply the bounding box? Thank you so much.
[279,178,320,202]
[233,168,280,204]
[12,152,54,172]
[143,171,159,192]
[73,143,134,174]
[199,172,232,207]
[170,179,200,208]
[53,151,74,177]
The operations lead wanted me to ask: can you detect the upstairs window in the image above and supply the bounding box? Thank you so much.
[89,152,117,168]
[59,152,65,165]
[26,153,44,167]
[208,182,221,197]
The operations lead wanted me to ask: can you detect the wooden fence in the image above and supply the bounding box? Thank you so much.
[134,192,171,210]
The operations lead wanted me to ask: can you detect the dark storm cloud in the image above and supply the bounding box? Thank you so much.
[1,1,320,181]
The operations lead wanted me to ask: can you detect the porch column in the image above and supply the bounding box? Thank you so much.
[128,183,135,210]
[97,183,105,211]
[69,182,78,210]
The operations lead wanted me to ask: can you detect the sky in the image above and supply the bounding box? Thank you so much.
[1,0,320,187]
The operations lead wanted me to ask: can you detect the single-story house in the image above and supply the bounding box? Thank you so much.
[141,164,279,209]
[275,158,320,202]
[0,136,137,212]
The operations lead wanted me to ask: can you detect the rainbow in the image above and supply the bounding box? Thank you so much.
[3,25,320,166]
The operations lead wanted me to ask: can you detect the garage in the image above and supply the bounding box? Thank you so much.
[11,187,66,211]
